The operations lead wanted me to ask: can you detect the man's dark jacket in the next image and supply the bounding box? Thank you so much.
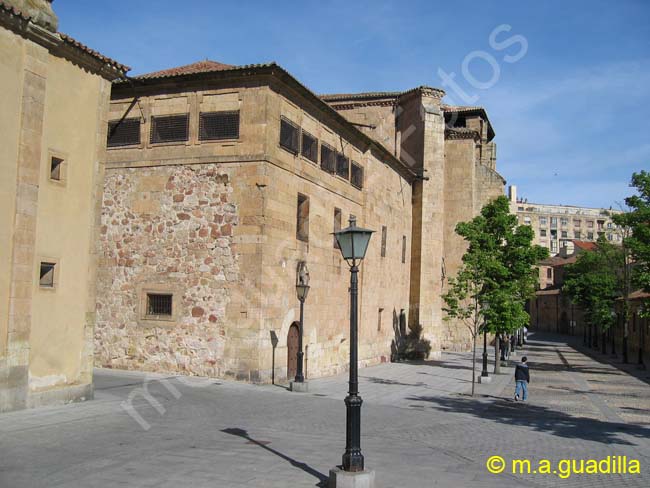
[515,362,530,382]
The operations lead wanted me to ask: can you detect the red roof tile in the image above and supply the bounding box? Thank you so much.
[572,240,597,251]
[136,60,235,79]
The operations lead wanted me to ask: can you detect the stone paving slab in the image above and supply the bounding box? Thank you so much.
[0,334,648,487]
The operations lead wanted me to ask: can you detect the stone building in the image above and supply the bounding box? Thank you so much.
[96,60,505,382]
[0,0,127,412]
[508,185,623,256]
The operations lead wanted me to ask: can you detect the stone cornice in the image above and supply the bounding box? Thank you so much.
[444,127,481,141]
[328,99,397,110]
[0,4,128,80]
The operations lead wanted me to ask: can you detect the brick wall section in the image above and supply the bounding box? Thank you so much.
[96,164,239,376]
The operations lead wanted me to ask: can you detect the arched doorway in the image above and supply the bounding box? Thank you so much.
[287,322,299,379]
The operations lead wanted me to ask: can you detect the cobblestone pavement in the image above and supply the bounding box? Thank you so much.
[1,333,648,488]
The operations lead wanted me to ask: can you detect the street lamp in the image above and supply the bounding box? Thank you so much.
[332,216,374,476]
[290,261,310,392]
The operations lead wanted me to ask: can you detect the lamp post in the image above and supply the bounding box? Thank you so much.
[290,261,310,392]
[331,216,374,482]
[481,329,489,378]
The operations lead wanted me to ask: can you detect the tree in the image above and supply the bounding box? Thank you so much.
[443,196,548,391]
[563,237,622,353]
[614,170,650,364]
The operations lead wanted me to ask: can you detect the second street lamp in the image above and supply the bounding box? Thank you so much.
[291,261,310,392]
[331,216,374,481]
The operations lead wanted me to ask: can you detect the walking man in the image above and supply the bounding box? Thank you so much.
[514,356,530,401]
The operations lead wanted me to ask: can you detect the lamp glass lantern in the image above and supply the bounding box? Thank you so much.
[333,216,374,263]
[296,261,310,301]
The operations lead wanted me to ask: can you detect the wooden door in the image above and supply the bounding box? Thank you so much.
[287,322,299,379]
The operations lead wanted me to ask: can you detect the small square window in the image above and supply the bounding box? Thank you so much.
[50,157,63,181]
[301,131,318,163]
[336,152,349,179]
[39,262,56,287]
[351,162,364,189]
[199,111,239,140]
[296,193,309,242]
[107,118,141,147]
[280,118,300,154]
[333,207,342,249]
[146,293,173,317]
[150,114,189,144]
[320,144,336,173]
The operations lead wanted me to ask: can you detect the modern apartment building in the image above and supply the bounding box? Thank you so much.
[508,186,622,256]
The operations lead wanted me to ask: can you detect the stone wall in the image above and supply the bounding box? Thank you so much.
[96,164,240,377]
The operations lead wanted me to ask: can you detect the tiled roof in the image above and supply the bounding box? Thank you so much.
[136,60,236,79]
[441,104,484,113]
[320,91,401,102]
[0,1,129,74]
[59,33,130,73]
[572,240,597,251]
[629,290,650,300]
[539,255,577,266]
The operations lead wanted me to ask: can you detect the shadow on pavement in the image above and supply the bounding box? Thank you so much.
[222,427,328,487]
[405,394,650,446]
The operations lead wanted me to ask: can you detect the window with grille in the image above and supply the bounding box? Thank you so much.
[351,162,364,189]
[296,193,309,242]
[146,293,173,316]
[321,144,336,173]
[381,226,387,257]
[280,118,299,153]
[39,262,56,288]
[107,118,141,147]
[333,207,342,249]
[150,114,189,144]
[199,111,239,140]
[336,153,349,179]
[301,131,318,163]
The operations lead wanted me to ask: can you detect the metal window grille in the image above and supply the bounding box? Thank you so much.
[199,111,239,140]
[301,131,318,163]
[351,162,364,189]
[147,293,173,316]
[320,144,335,173]
[381,226,387,257]
[39,262,55,287]
[296,193,309,242]
[107,118,141,147]
[50,157,63,180]
[336,152,349,179]
[150,114,189,144]
[280,118,299,153]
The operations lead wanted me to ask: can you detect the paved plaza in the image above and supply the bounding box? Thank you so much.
[1,333,649,488]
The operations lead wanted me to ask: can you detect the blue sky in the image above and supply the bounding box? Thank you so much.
[56,0,649,208]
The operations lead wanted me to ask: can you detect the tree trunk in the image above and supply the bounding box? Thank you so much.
[494,335,501,374]
[623,334,628,364]
[611,328,616,356]
[593,325,598,349]
[471,333,477,396]
[601,331,606,354]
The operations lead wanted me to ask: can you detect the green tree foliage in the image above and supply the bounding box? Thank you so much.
[614,170,650,294]
[443,196,548,392]
[563,237,622,332]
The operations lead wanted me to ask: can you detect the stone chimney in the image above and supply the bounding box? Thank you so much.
[6,0,58,32]
[508,185,517,203]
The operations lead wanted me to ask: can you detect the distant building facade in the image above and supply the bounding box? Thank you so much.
[0,0,127,412]
[95,60,505,382]
[508,185,622,256]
